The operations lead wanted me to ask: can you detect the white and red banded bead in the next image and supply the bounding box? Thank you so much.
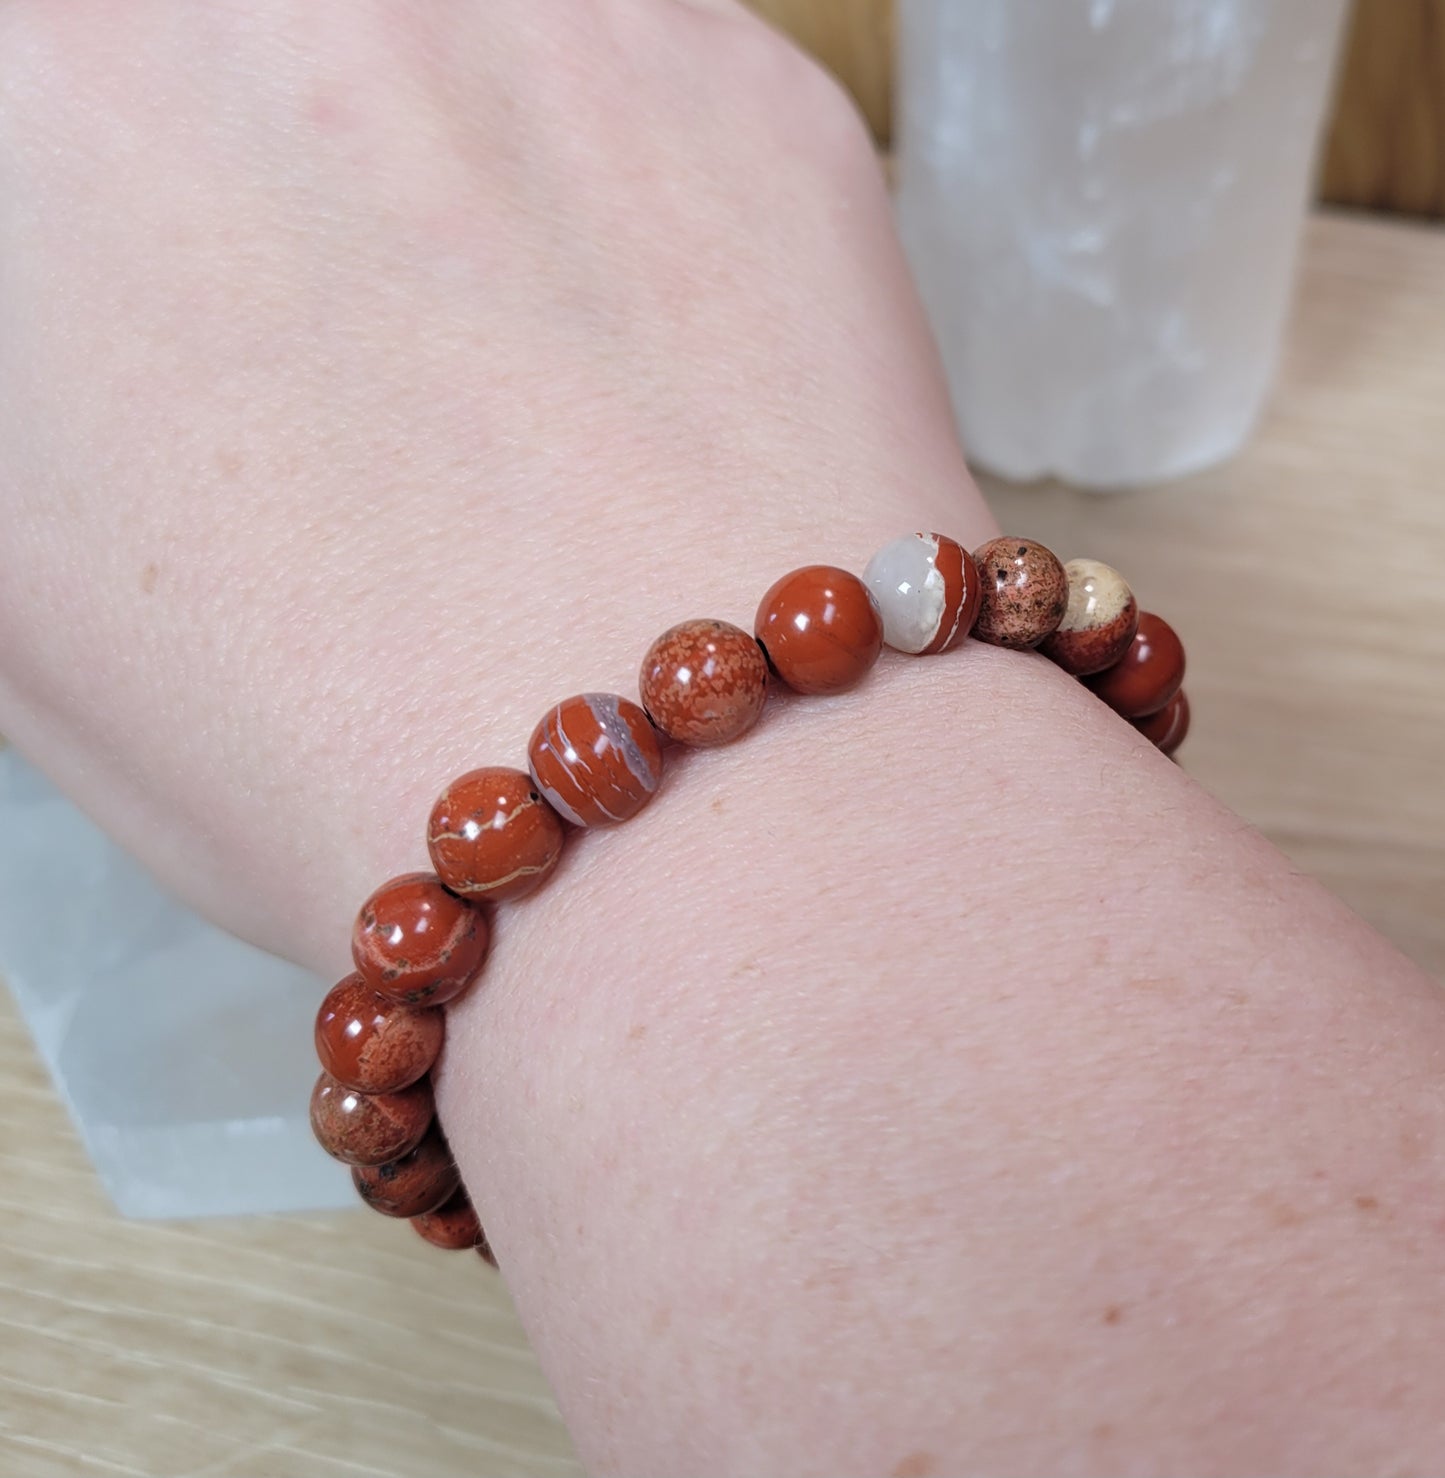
[862,532,982,655]
[527,692,663,827]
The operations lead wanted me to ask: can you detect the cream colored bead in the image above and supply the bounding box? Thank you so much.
[1038,558,1139,675]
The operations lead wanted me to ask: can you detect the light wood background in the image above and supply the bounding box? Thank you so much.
[2,207,1442,1476]
[748,0,1445,218]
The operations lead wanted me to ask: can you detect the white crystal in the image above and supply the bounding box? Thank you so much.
[894,0,1349,489]
[0,748,351,1218]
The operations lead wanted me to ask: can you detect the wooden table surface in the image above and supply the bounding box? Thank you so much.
[2,210,1442,1477]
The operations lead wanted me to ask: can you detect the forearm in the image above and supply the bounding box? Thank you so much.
[436,612,1442,1476]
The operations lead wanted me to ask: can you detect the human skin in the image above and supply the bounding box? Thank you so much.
[2,4,1443,1475]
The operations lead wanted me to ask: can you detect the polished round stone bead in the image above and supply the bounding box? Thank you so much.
[639,618,769,747]
[351,1127,460,1218]
[309,1071,433,1167]
[754,565,883,695]
[412,1191,484,1250]
[427,767,564,903]
[352,872,490,1007]
[863,532,982,655]
[1087,611,1186,719]
[1133,688,1191,756]
[314,971,443,1093]
[1038,558,1140,676]
[528,693,663,827]
[972,537,1069,649]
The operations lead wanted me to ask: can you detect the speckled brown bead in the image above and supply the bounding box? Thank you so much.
[412,1191,484,1250]
[1087,611,1186,719]
[428,767,564,903]
[1134,688,1191,756]
[754,565,883,695]
[528,693,663,826]
[314,971,443,1093]
[351,1128,460,1218]
[972,537,1069,649]
[352,872,489,1007]
[1038,559,1140,676]
[640,618,769,747]
[309,1071,433,1167]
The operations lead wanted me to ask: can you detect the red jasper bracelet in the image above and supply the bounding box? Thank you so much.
[309,532,1188,1266]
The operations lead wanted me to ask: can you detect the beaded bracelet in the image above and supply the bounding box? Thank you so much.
[309,533,1188,1266]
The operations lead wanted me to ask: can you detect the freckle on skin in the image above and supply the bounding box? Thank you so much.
[1127,975,1179,993]
[1103,1305,1124,1325]
[710,796,725,814]
[890,1452,936,1478]
[140,562,159,594]
[628,1022,647,1043]
[1257,1193,1304,1228]
[1355,1194,1380,1212]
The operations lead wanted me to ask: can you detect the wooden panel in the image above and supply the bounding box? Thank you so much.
[744,0,893,143]
[1320,0,1445,217]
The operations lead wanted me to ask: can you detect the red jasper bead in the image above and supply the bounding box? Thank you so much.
[754,564,883,696]
[314,972,443,1093]
[352,872,489,1007]
[972,537,1069,649]
[528,693,663,826]
[412,1191,484,1250]
[1134,688,1191,756]
[639,618,769,747]
[351,1128,460,1218]
[309,1071,433,1167]
[427,767,564,903]
[1088,611,1186,719]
